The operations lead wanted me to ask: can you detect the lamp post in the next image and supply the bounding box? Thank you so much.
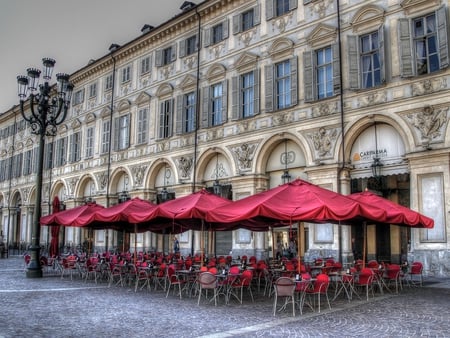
[17,58,73,278]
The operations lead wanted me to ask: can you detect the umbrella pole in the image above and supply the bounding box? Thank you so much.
[297,222,301,274]
[134,224,137,265]
[201,220,204,267]
[363,222,367,268]
[271,228,275,261]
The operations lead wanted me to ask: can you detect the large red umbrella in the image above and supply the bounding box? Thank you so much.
[206,178,387,230]
[347,191,434,228]
[88,197,157,233]
[129,189,233,233]
[40,202,105,227]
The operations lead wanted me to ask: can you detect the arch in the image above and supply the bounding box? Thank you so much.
[155,83,174,97]
[135,92,151,105]
[117,99,131,112]
[178,74,198,91]
[74,173,98,200]
[50,180,68,201]
[350,4,385,33]
[146,158,177,189]
[196,147,233,185]
[306,23,337,48]
[205,63,227,81]
[267,37,294,60]
[109,167,133,195]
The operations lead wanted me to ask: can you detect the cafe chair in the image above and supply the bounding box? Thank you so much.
[383,264,402,293]
[273,277,296,316]
[197,272,219,306]
[305,273,331,313]
[228,269,254,304]
[408,262,424,287]
[166,264,186,299]
[354,267,375,301]
[135,263,151,292]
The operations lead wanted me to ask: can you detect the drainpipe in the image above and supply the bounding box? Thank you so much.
[336,0,346,264]
[105,45,118,251]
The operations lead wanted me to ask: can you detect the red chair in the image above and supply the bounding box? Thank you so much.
[166,264,186,299]
[154,263,167,291]
[228,269,254,304]
[305,273,331,313]
[135,262,151,292]
[408,262,423,287]
[295,273,312,314]
[197,272,219,306]
[384,264,402,293]
[355,267,375,301]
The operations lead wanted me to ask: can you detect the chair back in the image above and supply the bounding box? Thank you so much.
[386,264,401,279]
[229,266,240,275]
[411,262,423,274]
[241,269,253,286]
[198,272,217,289]
[312,273,330,293]
[358,268,374,285]
[274,277,295,297]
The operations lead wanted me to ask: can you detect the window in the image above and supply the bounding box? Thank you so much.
[55,137,67,167]
[44,142,53,170]
[265,57,298,111]
[398,6,448,77]
[266,0,297,19]
[204,21,229,47]
[140,56,151,75]
[101,120,111,154]
[114,115,130,151]
[303,44,340,102]
[105,73,114,91]
[73,89,84,105]
[232,70,260,119]
[348,27,385,89]
[233,5,261,34]
[85,127,94,158]
[176,92,196,134]
[202,81,228,128]
[121,65,131,83]
[158,99,174,139]
[11,154,23,179]
[23,149,33,176]
[88,83,97,98]
[137,108,148,144]
[69,132,81,163]
[156,44,177,66]
[180,35,198,58]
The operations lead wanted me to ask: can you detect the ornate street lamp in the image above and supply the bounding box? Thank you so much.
[17,58,73,278]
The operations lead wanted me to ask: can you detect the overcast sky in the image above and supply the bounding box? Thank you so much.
[0,0,186,113]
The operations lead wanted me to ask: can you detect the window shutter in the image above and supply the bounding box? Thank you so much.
[158,102,165,139]
[168,99,174,137]
[113,117,119,151]
[303,50,314,102]
[254,5,261,26]
[204,28,211,47]
[289,0,298,10]
[231,76,239,120]
[290,56,298,106]
[303,0,312,4]
[76,133,81,161]
[348,35,360,90]
[201,87,210,128]
[266,0,274,20]
[398,18,414,78]
[437,6,449,69]
[69,134,74,162]
[155,50,163,67]
[170,44,177,63]
[175,95,183,134]
[232,14,241,34]
[378,25,386,84]
[253,69,260,115]
[194,33,200,52]
[223,19,229,39]
[332,43,341,95]
[179,40,187,58]
[125,115,130,149]
[221,79,228,124]
[264,64,274,112]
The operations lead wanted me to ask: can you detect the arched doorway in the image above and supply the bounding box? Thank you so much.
[350,123,409,264]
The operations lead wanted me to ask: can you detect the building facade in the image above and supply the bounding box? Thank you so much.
[1,0,449,276]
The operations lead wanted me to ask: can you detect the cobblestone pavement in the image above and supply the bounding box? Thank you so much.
[0,256,449,338]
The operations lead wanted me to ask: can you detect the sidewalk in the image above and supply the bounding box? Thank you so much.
[1,256,449,337]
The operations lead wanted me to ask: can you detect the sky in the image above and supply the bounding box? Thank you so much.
[0,0,186,113]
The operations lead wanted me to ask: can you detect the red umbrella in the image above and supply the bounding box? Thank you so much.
[206,178,387,230]
[129,189,233,233]
[40,202,105,227]
[347,191,434,228]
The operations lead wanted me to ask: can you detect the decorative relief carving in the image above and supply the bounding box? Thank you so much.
[412,78,448,96]
[183,55,197,70]
[230,143,257,172]
[307,127,339,159]
[406,105,449,143]
[210,44,224,59]
[357,91,387,108]
[238,29,256,47]
[311,101,338,117]
[206,128,224,141]
[160,64,174,80]
[309,0,333,19]
[95,172,108,191]
[176,156,193,179]
[68,177,77,195]
[272,112,293,126]
[132,165,147,187]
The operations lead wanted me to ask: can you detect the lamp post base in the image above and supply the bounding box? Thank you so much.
[25,246,43,278]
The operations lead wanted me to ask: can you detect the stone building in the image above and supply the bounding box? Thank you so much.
[1,0,449,276]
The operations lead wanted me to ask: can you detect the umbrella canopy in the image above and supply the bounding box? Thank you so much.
[348,191,434,228]
[40,203,105,227]
[206,178,387,231]
[88,197,158,232]
[129,189,233,233]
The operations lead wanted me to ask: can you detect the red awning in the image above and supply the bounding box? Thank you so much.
[40,203,105,227]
